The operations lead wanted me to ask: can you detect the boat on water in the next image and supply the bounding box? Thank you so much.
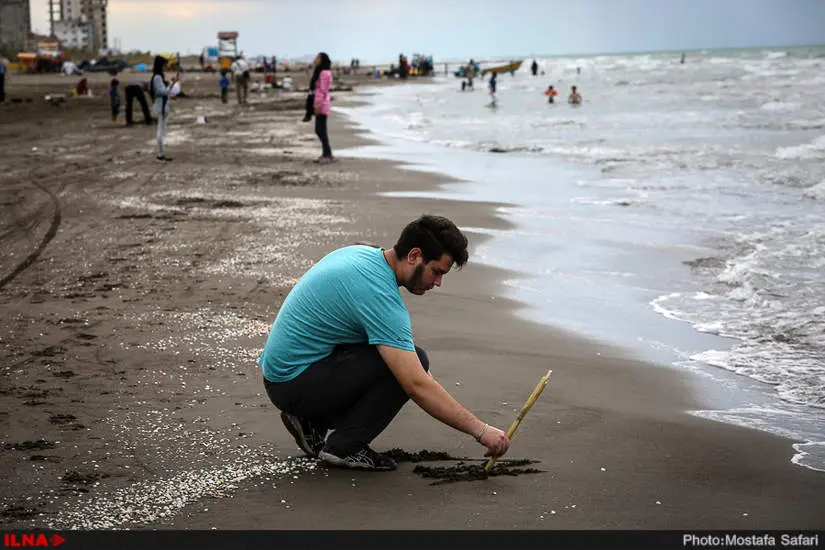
[454,60,524,78]
[480,60,523,76]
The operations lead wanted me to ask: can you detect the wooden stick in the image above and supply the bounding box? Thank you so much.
[484,368,552,472]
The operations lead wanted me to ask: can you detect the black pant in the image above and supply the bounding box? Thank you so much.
[315,114,332,158]
[0,72,5,103]
[125,84,151,124]
[264,344,429,455]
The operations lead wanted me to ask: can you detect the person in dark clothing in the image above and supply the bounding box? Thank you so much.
[75,77,89,96]
[531,59,538,76]
[303,59,323,122]
[108,78,121,123]
[0,60,6,103]
[125,82,152,124]
[260,215,511,471]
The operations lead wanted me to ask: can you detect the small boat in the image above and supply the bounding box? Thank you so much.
[480,60,523,76]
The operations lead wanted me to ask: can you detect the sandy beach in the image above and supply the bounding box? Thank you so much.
[1,70,824,531]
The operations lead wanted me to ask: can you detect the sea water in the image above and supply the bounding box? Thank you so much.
[336,46,825,472]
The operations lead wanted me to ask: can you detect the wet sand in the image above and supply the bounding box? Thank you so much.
[1,71,824,530]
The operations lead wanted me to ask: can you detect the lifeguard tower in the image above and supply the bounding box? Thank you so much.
[217,31,239,72]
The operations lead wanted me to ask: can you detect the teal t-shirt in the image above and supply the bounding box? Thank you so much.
[259,245,416,382]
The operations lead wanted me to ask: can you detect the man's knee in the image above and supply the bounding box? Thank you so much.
[415,346,429,373]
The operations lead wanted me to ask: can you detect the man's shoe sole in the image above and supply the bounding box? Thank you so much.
[280,412,316,457]
[318,450,397,471]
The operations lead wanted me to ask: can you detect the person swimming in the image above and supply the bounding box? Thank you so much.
[568,85,582,105]
[545,85,557,104]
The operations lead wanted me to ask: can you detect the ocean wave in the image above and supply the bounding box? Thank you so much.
[683,256,726,271]
[691,344,825,408]
[653,288,825,409]
[528,119,584,128]
[803,181,825,201]
[788,119,825,130]
[487,145,544,154]
[776,135,825,160]
[761,101,800,111]
[570,196,650,208]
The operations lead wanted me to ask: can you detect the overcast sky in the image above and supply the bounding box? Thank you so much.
[29,0,825,62]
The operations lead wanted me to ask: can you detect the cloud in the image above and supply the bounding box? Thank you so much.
[111,1,264,20]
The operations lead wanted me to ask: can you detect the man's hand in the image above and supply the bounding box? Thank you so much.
[479,425,510,457]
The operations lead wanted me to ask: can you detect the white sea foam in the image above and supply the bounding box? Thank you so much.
[803,180,825,200]
[761,101,800,111]
[776,135,825,159]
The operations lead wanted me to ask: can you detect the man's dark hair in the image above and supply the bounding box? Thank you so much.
[393,215,469,268]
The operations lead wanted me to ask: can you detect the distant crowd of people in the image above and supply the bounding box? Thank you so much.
[22,51,594,166]
[457,58,583,107]
[77,51,336,164]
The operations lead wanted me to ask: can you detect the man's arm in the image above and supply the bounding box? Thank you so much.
[377,345,510,457]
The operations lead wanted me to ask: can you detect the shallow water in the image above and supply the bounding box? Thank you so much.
[337,46,825,473]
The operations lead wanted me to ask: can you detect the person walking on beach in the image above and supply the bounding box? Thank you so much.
[124,81,152,125]
[259,215,512,471]
[231,55,250,104]
[311,52,334,163]
[108,78,121,123]
[175,52,183,82]
[0,58,8,103]
[150,55,178,162]
[219,70,230,104]
[465,59,475,89]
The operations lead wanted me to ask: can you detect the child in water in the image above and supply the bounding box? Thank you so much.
[568,85,582,105]
[488,71,497,106]
[545,85,558,104]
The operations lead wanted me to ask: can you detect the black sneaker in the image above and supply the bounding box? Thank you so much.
[156,155,174,162]
[280,411,325,457]
[318,446,397,471]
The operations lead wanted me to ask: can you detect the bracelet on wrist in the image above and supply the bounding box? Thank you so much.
[475,423,489,442]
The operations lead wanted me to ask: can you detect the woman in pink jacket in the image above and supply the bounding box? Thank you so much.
[312,52,334,163]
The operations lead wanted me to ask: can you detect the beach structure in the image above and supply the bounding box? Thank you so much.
[217,31,238,72]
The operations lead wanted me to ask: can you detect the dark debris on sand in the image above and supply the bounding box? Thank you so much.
[384,448,544,485]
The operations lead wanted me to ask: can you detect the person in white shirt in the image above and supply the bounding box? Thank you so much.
[150,56,179,161]
[230,56,250,104]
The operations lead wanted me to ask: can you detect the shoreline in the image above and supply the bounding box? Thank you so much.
[1,74,824,529]
[333,80,825,475]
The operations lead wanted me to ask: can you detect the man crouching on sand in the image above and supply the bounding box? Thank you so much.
[258,215,511,471]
